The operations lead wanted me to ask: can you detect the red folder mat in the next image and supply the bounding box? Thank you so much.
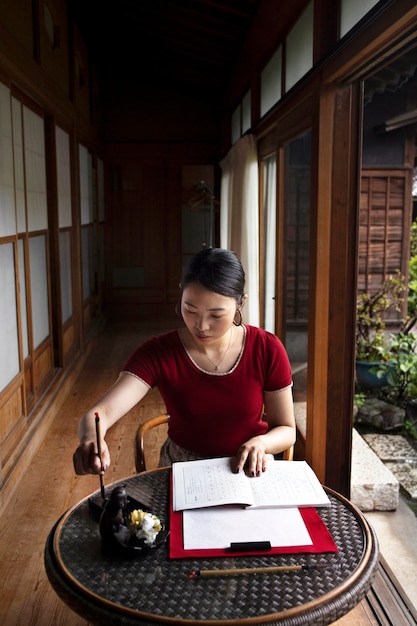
[169,504,338,559]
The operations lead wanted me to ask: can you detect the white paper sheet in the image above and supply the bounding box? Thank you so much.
[182,506,313,550]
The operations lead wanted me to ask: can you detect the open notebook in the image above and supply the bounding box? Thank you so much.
[172,457,331,512]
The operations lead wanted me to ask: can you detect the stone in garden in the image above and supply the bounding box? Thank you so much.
[355,398,405,431]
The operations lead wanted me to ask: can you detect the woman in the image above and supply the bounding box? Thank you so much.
[73,248,296,478]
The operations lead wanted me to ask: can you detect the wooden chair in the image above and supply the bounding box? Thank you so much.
[135,414,170,473]
[135,414,294,473]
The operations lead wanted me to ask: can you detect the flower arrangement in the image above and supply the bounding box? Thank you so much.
[129,509,162,545]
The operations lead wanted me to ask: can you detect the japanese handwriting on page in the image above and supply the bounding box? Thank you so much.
[182,461,251,507]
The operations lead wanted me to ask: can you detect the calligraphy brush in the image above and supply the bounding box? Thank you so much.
[189,564,328,579]
[94,412,106,500]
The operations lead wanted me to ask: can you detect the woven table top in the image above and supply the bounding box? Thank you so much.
[45,468,379,626]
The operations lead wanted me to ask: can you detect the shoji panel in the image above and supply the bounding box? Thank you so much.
[0,83,15,237]
[29,234,50,348]
[11,98,26,233]
[0,244,19,392]
[24,107,48,232]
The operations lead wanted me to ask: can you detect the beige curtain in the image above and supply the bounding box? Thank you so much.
[220,135,259,325]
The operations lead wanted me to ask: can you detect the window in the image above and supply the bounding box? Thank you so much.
[284,131,311,360]
[340,0,380,38]
[285,2,313,92]
[260,47,282,117]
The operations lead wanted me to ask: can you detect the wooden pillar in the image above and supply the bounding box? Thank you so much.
[44,116,63,367]
[306,82,361,497]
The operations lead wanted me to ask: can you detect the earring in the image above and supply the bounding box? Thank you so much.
[175,301,182,318]
[233,310,242,326]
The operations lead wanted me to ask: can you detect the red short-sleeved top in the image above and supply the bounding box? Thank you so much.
[122,325,292,457]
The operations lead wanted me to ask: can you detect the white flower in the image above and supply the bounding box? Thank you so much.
[140,516,154,531]
[129,509,162,545]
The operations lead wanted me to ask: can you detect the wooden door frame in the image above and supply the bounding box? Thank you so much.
[255,3,417,496]
[306,1,417,495]
[305,81,361,494]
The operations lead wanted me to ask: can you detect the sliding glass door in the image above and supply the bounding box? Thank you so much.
[283,130,311,364]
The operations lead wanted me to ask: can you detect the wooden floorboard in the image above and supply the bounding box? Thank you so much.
[333,558,417,626]
[0,322,167,626]
[0,320,415,625]
[364,556,417,626]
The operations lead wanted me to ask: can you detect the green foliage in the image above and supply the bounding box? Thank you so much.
[403,419,417,440]
[407,253,417,320]
[411,218,417,257]
[355,218,417,430]
[355,331,391,362]
[403,218,417,333]
[356,271,405,361]
[372,332,417,405]
[354,391,366,408]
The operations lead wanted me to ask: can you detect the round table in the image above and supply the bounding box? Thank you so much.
[45,468,379,625]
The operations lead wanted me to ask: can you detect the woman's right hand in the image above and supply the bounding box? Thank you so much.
[73,373,149,476]
[73,438,110,475]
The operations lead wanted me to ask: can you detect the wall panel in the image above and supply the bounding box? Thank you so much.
[359,170,411,323]
[0,384,24,449]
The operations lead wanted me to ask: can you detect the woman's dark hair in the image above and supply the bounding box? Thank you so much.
[182,248,245,302]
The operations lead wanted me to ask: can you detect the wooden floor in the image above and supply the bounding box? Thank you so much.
[0,320,415,625]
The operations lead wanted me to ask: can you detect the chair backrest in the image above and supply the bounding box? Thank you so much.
[282,445,294,461]
[135,414,169,473]
[135,414,294,472]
